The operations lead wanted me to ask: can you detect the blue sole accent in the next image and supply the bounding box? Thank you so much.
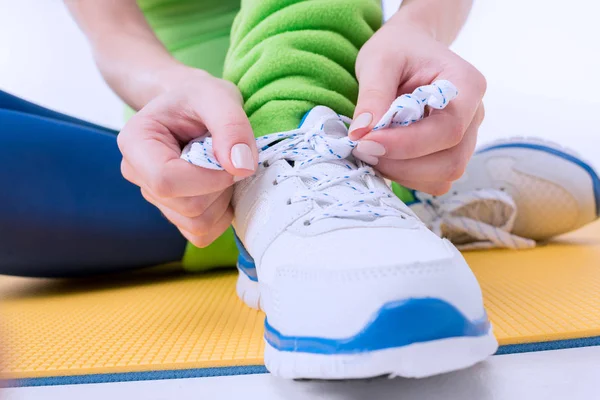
[233,232,258,282]
[298,110,311,128]
[477,142,600,216]
[265,298,490,355]
[7,337,600,387]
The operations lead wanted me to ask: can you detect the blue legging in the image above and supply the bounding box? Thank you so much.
[0,90,187,277]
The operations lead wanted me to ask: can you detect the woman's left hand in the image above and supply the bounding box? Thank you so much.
[349,17,486,195]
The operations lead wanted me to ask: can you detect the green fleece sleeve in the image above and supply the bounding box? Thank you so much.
[181,1,422,271]
[223,0,383,137]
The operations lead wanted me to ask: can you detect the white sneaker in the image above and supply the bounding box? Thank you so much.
[410,138,599,248]
[237,109,498,379]
[182,83,498,380]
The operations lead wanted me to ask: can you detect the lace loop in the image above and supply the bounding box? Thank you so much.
[414,190,536,250]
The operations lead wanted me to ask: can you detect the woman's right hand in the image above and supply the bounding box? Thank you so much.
[118,68,258,247]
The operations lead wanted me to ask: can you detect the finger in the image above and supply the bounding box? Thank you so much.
[140,187,224,218]
[375,107,481,183]
[179,207,234,248]
[118,110,235,198]
[350,54,402,140]
[121,159,141,187]
[188,80,258,177]
[147,188,233,236]
[360,70,486,160]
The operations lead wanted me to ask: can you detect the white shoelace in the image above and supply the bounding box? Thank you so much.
[413,190,536,250]
[181,80,457,223]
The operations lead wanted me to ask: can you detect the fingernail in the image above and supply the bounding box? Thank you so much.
[356,140,386,156]
[348,113,372,137]
[230,143,255,171]
[233,175,246,183]
[353,150,379,165]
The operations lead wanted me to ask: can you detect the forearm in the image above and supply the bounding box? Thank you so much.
[65,0,207,110]
[392,0,473,45]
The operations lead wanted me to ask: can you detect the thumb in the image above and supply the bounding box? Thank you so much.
[349,60,400,141]
[195,85,258,178]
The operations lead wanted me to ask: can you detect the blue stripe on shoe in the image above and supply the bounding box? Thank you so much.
[477,142,600,216]
[264,298,490,355]
[233,232,258,282]
[298,110,311,128]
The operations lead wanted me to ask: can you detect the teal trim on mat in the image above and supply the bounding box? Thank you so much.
[5,337,600,387]
[4,365,268,388]
[495,336,600,355]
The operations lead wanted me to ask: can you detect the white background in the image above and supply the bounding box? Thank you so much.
[1,1,600,399]
[0,0,599,163]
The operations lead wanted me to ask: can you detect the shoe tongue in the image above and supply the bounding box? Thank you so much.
[299,106,347,138]
[297,106,375,207]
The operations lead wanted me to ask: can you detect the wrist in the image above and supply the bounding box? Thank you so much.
[391,4,438,41]
[93,34,212,109]
[391,0,473,45]
[155,63,212,95]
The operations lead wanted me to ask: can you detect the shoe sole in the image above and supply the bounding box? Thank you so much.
[236,266,498,380]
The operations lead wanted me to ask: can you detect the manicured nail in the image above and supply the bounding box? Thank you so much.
[230,143,255,171]
[353,150,379,165]
[348,113,372,138]
[356,140,386,157]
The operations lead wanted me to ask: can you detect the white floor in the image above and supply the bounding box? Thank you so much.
[1,0,600,399]
[4,347,600,400]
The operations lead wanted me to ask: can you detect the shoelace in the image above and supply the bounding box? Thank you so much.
[414,190,536,250]
[181,80,457,222]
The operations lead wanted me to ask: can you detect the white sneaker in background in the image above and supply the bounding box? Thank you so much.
[410,138,599,247]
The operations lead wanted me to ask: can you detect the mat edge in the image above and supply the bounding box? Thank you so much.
[5,337,600,388]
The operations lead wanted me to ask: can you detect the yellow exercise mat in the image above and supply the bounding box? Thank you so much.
[1,222,599,380]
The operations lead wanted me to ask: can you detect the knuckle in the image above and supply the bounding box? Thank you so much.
[475,72,488,95]
[116,132,128,154]
[179,198,209,218]
[140,188,153,204]
[221,118,249,134]
[464,66,487,95]
[444,157,468,181]
[447,118,467,147]
[220,79,242,98]
[476,104,486,125]
[361,87,389,103]
[120,161,133,183]
[189,235,212,249]
[429,182,453,196]
[187,216,212,236]
[150,172,174,199]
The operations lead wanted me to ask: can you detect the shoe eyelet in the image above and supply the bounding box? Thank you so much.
[303,220,311,226]
[401,215,406,220]
[272,180,278,186]
[286,199,292,205]
[500,187,506,191]
[263,161,270,168]
[452,191,458,196]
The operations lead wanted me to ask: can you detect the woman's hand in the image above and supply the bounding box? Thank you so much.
[349,6,485,196]
[118,68,257,247]
[66,1,257,247]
